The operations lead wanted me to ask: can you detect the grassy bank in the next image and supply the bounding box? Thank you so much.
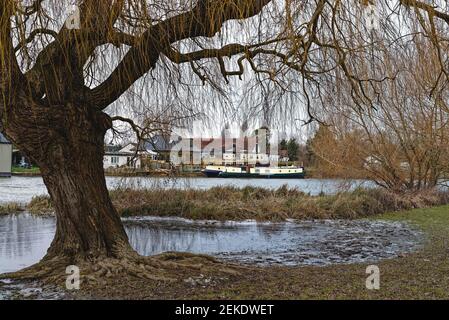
[26,185,449,221]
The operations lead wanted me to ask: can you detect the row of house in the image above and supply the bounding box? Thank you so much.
[103,133,289,170]
[1,132,289,175]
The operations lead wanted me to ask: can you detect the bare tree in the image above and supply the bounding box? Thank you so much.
[313,29,449,191]
[0,0,325,279]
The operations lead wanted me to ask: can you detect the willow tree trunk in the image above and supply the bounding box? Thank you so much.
[4,102,132,261]
[42,137,131,260]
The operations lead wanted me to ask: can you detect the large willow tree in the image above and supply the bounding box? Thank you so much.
[0,0,447,279]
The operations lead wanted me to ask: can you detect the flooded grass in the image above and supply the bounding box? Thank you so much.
[74,205,449,300]
[2,200,449,299]
[6,184,449,299]
[0,214,422,275]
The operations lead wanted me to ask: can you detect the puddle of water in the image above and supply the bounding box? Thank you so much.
[0,214,422,275]
[125,217,422,266]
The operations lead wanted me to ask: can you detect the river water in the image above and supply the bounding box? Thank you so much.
[0,176,373,204]
[0,214,422,275]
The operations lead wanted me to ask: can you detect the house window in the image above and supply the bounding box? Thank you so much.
[111,156,119,164]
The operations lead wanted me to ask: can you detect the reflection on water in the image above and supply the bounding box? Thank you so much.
[0,176,373,204]
[126,217,422,266]
[0,214,422,274]
[127,218,280,255]
[0,214,54,274]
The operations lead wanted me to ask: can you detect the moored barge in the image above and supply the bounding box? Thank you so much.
[201,165,305,179]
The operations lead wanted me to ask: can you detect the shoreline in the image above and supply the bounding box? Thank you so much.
[11,172,206,178]
[9,167,367,179]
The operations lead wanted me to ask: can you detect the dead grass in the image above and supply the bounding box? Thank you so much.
[26,195,53,216]
[111,186,449,221]
[0,202,23,216]
[26,185,449,221]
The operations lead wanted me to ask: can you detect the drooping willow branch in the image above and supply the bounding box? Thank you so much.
[88,0,273,109]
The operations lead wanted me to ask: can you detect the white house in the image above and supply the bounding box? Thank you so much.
[0,133,12,177]
[103,143,142,169]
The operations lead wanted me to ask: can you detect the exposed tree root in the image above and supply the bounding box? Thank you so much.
[0,251,246,297]
[0,256,71,283]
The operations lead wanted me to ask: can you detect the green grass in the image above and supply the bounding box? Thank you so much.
[12,166,41,174]
[377,204,449,233]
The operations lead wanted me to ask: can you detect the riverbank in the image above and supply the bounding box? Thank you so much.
[25,186,449,221]
[66,204,449,299]
[11,171,205,178]
[9,166,361,179]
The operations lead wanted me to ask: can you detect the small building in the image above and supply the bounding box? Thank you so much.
[103,144,141,169]
[0,133,12,177]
